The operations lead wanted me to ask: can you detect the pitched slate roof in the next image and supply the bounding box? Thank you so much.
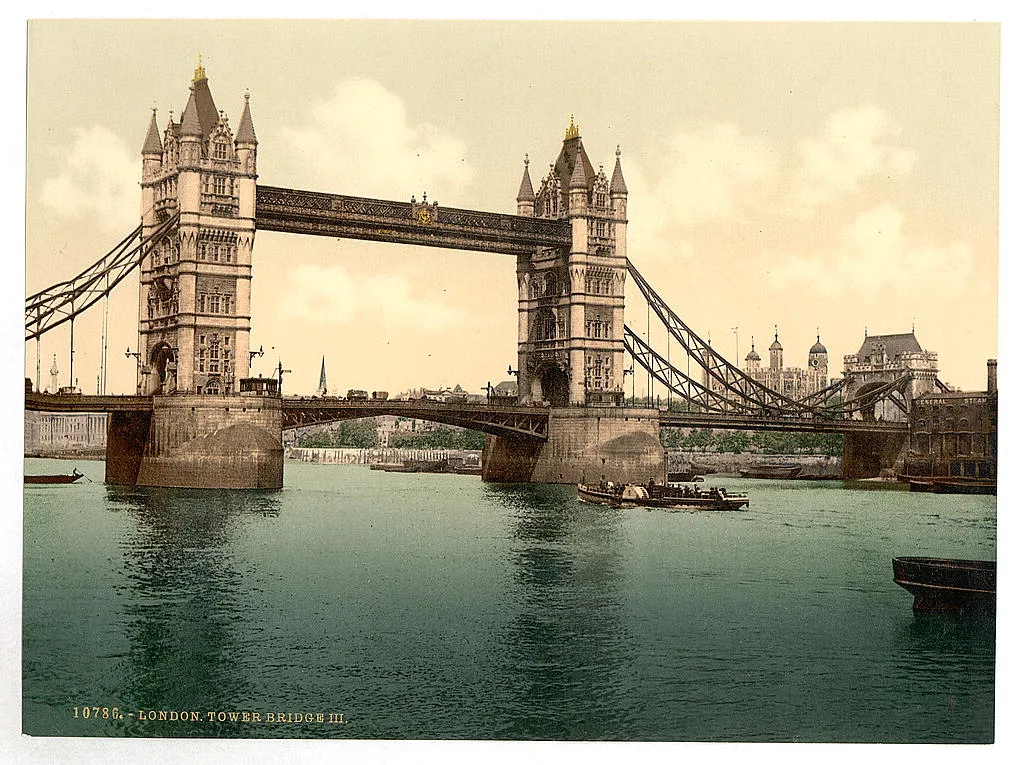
[853,332,923,361]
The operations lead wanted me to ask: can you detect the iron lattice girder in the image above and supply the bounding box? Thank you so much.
[658,410,909,436]
[255,185,571,256]
[281,399,549,440]
[624,325,753,414]
[627,320,908,419]
[625,260,914,420]
[829,374,913,416]
[25,215,180,341]
[625,259,818,414]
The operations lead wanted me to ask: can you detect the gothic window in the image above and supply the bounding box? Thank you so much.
[214,176,227,195]
[198,349,206,372]
[544,272,557,296]
[213,140,229,160]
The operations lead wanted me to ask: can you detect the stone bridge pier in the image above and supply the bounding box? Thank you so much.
[842,430,909,479]
[481,407,666,484]
[106,394,284,489]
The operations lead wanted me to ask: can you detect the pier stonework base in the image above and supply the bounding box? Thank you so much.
[842,430,909,480]
[105,410,154,485]
[481,408,666,485]
[125,395,284,489]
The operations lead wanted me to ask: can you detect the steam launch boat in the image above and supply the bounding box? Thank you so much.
[577,481,749,511]
[892,557,996,615]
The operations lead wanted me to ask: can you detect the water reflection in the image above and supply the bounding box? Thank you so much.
[106,486,282,736]
[485,484,639,739]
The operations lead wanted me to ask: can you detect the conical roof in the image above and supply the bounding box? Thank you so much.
[236,93,258,145]
[517,155,535,202]
[141,109,163,155]
[610,147,628,195]
[179,90,203,138]
[569,143,588,190]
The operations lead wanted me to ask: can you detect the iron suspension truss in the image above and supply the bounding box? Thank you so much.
[624,325,765,414]
[25,214,179,341]
[625,258,915,419]
[626,258,823,415]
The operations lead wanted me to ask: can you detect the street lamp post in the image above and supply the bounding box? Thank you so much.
[125,348,144,395]
[248,344,264,367]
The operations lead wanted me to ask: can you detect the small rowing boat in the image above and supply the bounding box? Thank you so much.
[24,469,84,485]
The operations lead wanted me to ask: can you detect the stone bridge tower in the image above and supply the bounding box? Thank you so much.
[514,117,628,406]
[138,59,257,396]
[842,331,939,421]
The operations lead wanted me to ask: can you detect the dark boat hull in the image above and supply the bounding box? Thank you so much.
[892,557,996,615]
[932,479,996,495]
[24,473,83,484]
[740,465,802,479]
[641,495,749,511]
[577,484,634,506]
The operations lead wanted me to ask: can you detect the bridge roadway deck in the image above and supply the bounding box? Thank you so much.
[25,392,155,412]
[25,393,907,437]
[658,410,908,435]
[281,398,551,440]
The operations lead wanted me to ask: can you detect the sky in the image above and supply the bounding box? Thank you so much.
[18,19,1003,398]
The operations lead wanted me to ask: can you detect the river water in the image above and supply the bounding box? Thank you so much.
[22,457,996,743]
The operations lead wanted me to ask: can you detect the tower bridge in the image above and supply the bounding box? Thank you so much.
[26,63,927,488]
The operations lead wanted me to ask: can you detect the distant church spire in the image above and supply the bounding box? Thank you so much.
[318,356,328,397]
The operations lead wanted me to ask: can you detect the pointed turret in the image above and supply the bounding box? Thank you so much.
[569,142,589,190]
[236,92,258,146]
[141,108,163,156]
[517,153,535,215]
[769,326,783,371]
[180,90,203,138]
[610,146,628,196]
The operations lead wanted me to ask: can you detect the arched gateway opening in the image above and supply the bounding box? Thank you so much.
[537,364,570,407]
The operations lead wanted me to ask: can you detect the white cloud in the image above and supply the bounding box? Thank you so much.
[39,126,139,232]
[279,78,473,204]
[643,122,779,231]
[283,263,463,330]
[791,106,915,211]
[772,205,973,298]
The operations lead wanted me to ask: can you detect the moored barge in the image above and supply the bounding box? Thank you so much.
[892,557,996,615]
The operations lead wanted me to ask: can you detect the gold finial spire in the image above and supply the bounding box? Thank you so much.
[565,113,579,140]
[193,53,207,83]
